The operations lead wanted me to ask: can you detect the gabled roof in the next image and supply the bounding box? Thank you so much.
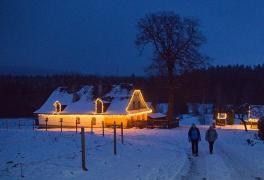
[35,84,152,115]
[102,85,132,114]
[34,86,94,114]
[34,87,73,114]
[63,86,94,114]
[105,98,129,114]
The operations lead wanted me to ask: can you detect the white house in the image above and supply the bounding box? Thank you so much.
[34,85,152,128]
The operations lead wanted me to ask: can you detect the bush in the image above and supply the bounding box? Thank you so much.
[227,113,235,125]
[258,117,264,140]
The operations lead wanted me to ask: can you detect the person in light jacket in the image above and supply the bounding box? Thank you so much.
[188,124,201,156]
[205,125,218,154]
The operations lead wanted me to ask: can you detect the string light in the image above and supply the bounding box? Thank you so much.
[39,89,152,127]
[95,98,104,114]
[53,101,61,114]
[217,113,227,120]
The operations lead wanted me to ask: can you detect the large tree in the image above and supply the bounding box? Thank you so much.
[136,11,208,126]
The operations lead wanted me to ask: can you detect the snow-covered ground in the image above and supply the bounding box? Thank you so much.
[0,118,264,180]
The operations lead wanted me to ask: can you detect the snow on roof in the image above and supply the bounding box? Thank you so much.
[35,84,138,115]
[34,87,73,114]
[34,86,94,114]
[103,85,131,98]
[105,98,129,114]
[63,86,94,114]
[148,113,166,119]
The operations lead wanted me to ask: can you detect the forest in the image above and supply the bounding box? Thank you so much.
[1,64,264,117]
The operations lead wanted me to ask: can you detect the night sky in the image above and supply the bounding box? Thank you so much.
[1,0,264,75]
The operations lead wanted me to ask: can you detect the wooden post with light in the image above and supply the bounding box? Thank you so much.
[59,118,63,132]
[121,122,124,144]
[102,121,104,137]
[113,121,117,155]
[76,117,80,133]
[90,120,93,134]
[91,117,96,134]
[45,118,48,131]
[81,127,88,171]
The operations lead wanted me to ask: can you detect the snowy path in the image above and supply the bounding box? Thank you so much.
[179,128,264,180]
[0,124,264,180]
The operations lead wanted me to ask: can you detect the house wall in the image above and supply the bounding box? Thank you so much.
[104,115,128,127]
[38,113,149,129]
[38,114,104,128]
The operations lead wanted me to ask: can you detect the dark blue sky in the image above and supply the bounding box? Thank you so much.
[1,0,264,75]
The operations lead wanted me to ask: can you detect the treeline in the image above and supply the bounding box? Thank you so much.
[1,64,264,117]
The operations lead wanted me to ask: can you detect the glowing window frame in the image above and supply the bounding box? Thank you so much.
[217,113,227,120]
[95,98,104,114]
[126,89,152,113]
[53,101,62,113]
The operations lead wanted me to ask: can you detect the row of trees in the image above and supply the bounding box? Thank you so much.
[1,65,264,117]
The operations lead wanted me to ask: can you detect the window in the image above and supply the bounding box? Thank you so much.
[53,101,61,113]
[95,98,104,113]
[217,113,227,120]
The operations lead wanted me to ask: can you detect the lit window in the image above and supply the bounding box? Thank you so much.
[217,113,227,119]
[95,98,104,113]
[53,101,61,113]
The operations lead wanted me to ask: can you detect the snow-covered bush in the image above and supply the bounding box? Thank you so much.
[258,117,264,140]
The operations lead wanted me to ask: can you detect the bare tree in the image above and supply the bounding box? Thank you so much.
[136,11,208,126]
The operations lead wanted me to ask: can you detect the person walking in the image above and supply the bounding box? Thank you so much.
[205,125,218,154]
[188,123,201,156]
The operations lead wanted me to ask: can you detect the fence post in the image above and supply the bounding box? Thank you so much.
[18,120,21,129]
[114,121,117,155]
[81,127,88,171]
[76,117,80,133]
[45,118,48,131]
[90,120,93,134]
[102,121,104,137]
[121,122,124,144]
[60,118,63,133]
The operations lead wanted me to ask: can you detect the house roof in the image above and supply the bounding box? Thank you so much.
[148,113,166,119]
[34,87,73,114]
[34,86,94,114]
[105,98,129,114]
[35,84,151,115]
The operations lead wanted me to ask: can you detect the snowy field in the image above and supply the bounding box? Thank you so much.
[0,118,264,180]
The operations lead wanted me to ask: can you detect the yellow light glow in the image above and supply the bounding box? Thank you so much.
[125,89,152,114]
[53,101,61,113]
[38,89,153,129]
[217,113,227,119]
[248,118,259,122]
[95,98,104,114]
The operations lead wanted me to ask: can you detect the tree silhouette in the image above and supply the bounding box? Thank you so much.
[135,11,208,126]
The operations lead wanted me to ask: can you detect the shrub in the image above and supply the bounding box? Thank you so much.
[227,113,235,125]
[258,117,264,140]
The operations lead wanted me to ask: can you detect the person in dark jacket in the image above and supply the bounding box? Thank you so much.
[188,123,201,156]
[205,125,218,154]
